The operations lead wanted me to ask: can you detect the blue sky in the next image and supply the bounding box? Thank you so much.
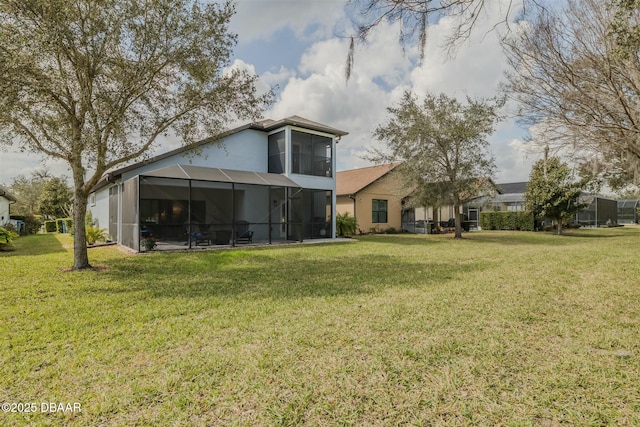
[0,0,540,185]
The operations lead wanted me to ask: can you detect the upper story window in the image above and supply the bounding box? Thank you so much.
[268,131,286,174]
[291,130,332,177]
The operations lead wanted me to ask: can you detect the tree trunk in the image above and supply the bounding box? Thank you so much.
[454,202,463,238]
[557,220,563,235]
[72,189,91,270]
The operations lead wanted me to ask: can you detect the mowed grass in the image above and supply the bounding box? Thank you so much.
[1,228,640,426]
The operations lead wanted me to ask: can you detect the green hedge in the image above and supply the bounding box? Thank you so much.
[44,220,58,233]
[55,218,73,233]
[480,211,534,231]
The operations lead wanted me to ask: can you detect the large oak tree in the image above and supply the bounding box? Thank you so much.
[0,0,271,269]
[370,91,501,238]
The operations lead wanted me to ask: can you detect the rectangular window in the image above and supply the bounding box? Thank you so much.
[90,193,96,206]
[268,131,286,174]
[372,199,388,223]
[291,130,332,177]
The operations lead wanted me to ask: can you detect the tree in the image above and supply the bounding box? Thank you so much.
[524,157,584,235]
[345,0,542,79]
[6,170,51,216]
[0,0,271,269]
[502,0,640,190]
[370,91,501,238]
[37,176,73,219]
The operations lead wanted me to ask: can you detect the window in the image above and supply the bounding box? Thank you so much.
[291,130,332,177]
[268,131,286,174]
[90,193,96,206]
[372,199,388,223]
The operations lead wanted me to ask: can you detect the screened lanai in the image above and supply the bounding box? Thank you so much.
[617,199,639,224]
[119,164,332,251]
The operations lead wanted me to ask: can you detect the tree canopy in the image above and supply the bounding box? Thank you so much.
[524,157,584,235]
[0,0,271,269]
[370,91,501,238]
[503,0,640,190]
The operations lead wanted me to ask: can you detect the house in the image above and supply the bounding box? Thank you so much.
[336,163,405,233]
[336,164,494,233]
[88,116,348,251]
[0,185,16,225]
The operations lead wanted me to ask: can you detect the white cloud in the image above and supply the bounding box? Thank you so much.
[230,0,346,44]
[0,148,70,184]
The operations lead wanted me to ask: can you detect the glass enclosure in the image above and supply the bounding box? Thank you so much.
[291,130,332,177]
[134,175,332,251]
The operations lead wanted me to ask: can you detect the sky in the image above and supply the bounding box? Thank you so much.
[0,0,541,186]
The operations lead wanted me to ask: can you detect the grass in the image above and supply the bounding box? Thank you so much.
[1,228,640,425]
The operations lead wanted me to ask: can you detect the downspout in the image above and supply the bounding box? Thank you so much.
[348,194,357,230]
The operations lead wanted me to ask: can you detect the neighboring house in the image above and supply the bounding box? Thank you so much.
[336,163,405,233]
[486,182,528,212]
[0,185,17,225]
[89,116,347,251]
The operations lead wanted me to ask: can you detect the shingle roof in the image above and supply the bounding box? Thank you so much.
[496,181,528,194]
[336,163,400,196]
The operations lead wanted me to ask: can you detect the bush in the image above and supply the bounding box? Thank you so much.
[384,227,398,234]
[56,218,73,233]
[44,220,58,233]
[0,226,18,250]
[86,226,108,245]
[22,214,42,235]
[480,211,535,231]
[336,212,358,237]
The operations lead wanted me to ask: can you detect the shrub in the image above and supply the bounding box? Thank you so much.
[44,220,58,233]
[140,236,157,251]
[336,212,358,237]
[0,226,18,250]
[384,227,398,234]
[22,214,42,235]
[56,218,73,233]
[86,226,108,245]
[480,211,535,231]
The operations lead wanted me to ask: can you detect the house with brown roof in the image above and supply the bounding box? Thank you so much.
[336,163,407,233]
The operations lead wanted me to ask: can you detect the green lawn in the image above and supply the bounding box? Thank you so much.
[1,229,639,425]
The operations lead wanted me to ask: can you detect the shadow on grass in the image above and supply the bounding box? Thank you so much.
[462,229,637,246]
[0,233,67,257]
[355,234,444,246]
[91,248,484,300]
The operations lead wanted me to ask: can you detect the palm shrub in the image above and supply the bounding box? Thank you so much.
[336,212,358,236]
[85,226,108,245]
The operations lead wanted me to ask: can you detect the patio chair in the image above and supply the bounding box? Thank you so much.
[234,220,253,244]
[188,224,210,246]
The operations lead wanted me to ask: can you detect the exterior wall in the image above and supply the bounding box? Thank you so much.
[0,197,10,223]
[336,195,354,216]
[121,129,268,181]
[88,187,110,231]
[350,173,405,232]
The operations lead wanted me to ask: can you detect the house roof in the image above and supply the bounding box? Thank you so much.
[93,116,347,191]
[141,165,300,187]
[496,181,528,194]
[336,163,400,196]
[0,185,17,202]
